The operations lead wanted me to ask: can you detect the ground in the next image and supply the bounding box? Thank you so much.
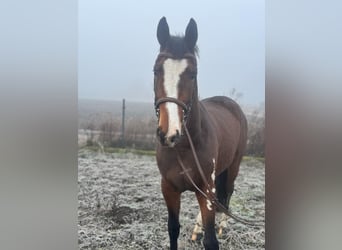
[78,149,264,250]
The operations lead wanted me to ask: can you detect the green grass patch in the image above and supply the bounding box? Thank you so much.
[242,156,265,164]
[105,147,156,156]
[80,145,156,156]
[80,145,263,161]
[79,145,100,152]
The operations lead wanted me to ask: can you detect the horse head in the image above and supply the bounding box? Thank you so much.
[153,17,198,147]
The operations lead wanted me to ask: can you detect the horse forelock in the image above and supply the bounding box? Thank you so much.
[160,35,199,59]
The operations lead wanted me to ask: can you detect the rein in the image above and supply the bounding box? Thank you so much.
[177,123,265,227]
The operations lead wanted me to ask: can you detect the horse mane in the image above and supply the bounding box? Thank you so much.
[160,35,199,59]
[202,96,246,125]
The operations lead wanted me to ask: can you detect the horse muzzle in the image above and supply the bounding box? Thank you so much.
[157,127,181,147]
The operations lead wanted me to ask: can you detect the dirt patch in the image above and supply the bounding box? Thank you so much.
[78,149,265,249]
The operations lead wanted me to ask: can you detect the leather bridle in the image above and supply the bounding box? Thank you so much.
[154,97,193,125]
[154,52,196,125]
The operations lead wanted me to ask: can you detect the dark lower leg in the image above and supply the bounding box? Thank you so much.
[226,182,234,210]
[162,179,181,250]
[215,169,228,209]
[196,191,219,250]
[167,210,180,250]
[226,154,243,210]
[203,222,219,250]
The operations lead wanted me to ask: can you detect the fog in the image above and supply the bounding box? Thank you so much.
[79,0,264,106]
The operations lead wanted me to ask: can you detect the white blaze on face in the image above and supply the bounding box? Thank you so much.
[162,58,188,142]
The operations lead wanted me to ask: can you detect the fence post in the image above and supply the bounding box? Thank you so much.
[121,98,126,147]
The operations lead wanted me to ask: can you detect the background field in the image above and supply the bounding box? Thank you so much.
[78,98,265,249]
[78,99,265,156]
[78,149,265,249]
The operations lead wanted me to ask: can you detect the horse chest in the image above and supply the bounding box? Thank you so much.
[166,167,193,192]
[157,152,202,192]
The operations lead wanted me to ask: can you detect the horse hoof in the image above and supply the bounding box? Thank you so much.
[191,232,203,241]
[218,227,223,237]
[217,213,229,237]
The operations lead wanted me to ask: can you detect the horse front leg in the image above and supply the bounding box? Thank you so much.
[196,190,219,250]
[161,178,181,250]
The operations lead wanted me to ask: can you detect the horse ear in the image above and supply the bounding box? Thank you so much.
[185,18,198,50]
[157,17,170,48]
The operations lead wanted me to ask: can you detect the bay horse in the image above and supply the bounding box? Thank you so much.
[153,17,247,250]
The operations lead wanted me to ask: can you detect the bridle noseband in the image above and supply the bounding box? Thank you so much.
[154,97,193,124]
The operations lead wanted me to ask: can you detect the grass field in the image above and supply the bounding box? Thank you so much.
[78,149,264,249]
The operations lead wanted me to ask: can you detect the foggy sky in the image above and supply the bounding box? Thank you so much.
[79,0,264,106]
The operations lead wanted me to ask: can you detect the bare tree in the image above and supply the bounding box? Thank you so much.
[84,121,96,146]
[229,88,243,102]
[246,108,265,157]
[99,117,119,147]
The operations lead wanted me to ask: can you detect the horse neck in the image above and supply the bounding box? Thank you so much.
[185,87,202,142]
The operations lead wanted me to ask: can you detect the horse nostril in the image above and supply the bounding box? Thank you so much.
[157,127,166,144]
[170,130,180,143]
[170,136,176,143]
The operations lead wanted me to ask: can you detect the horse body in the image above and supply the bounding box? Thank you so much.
[153,17,247,250]
[157,96,245,192]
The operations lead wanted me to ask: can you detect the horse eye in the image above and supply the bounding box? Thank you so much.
[187,70,197,80]
[153,69,162,76]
